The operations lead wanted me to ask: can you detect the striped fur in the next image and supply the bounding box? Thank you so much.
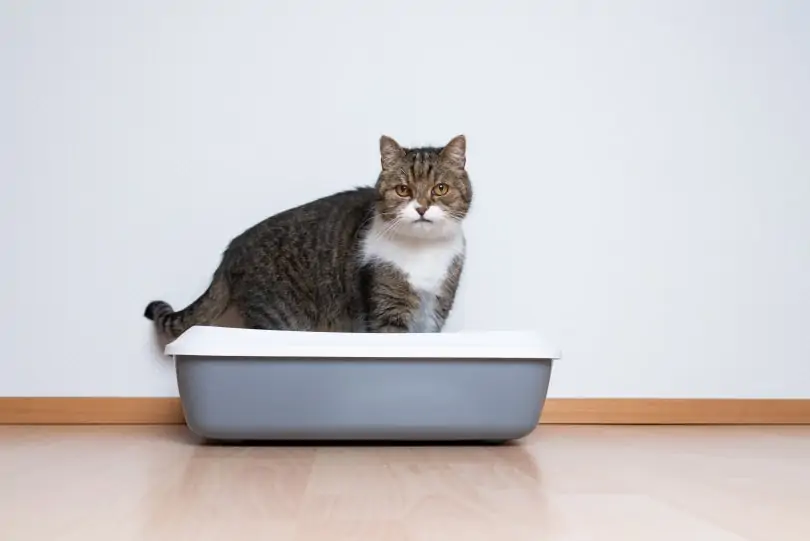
[144,135,473,340]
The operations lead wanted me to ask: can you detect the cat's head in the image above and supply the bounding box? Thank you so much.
[374,135,473,240]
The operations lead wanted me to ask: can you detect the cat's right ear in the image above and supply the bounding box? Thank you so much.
[379,135,404,171]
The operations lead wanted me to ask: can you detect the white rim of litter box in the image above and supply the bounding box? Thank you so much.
[164,325,562,360]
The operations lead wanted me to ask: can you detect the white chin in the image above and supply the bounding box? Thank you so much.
[401,219,455,240]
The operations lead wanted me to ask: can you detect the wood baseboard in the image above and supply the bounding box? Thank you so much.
[539,398,810,424]
[0,398,185,424]
[1,398,809,425]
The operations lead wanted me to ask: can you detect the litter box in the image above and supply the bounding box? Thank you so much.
[166,326,561,442]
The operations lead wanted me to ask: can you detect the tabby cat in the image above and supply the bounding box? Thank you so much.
[144,134,473,339]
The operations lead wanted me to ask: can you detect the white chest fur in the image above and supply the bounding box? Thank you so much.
[361,223,465,332]
[361,229,464,294]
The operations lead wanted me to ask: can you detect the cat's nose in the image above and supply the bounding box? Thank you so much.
[416,206,428,216]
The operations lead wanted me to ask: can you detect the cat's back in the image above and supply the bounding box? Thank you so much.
[229,187,376,250]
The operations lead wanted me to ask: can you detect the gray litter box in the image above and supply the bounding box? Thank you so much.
[166,326,561,442]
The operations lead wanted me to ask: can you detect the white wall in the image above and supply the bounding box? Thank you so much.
[2,0,809,398]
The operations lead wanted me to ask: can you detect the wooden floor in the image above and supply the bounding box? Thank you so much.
[1,425,808,540]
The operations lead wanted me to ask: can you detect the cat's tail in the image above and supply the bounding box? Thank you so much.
[143,271,230,340]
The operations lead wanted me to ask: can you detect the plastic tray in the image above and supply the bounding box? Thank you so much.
[166,326,561,442]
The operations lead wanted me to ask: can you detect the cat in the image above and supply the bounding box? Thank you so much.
[144,134,473,339]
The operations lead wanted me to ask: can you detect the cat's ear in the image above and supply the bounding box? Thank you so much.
[379,135,404,170]
[440,135,466,169]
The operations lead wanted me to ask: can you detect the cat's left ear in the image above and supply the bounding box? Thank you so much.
[380,135,405,171]
[440,135,466,169]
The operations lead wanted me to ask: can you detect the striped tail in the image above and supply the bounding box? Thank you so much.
[144,272,230,340]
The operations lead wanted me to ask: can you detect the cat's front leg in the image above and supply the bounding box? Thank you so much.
[375,324,409,333]
[368,295,415,332]
[366,265,418,333]
[433,255,465,332]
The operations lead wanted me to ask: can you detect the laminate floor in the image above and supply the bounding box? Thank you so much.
[1,425,808,540]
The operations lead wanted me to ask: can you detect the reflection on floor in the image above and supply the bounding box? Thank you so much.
[1,425,808,540]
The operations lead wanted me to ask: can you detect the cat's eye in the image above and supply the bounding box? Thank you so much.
[432,183,449,196]
[394,185,411,197]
